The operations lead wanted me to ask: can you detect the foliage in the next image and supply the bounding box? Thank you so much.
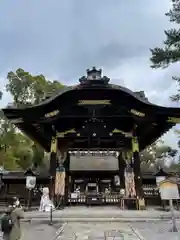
[168,136,180,171]
[0,118,33,170]
[6,68,65,106]
[140,141,178,171]
[150,0,180,164]
[0,68,65,170]
[150,0,180,101]
[14,147,33,170]
[0,111,17,168]
[31,144,45,167]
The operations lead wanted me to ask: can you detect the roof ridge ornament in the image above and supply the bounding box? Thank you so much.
[87,67,102,80]
[79,67,110,85]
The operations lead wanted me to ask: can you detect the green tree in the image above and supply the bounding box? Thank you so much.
[6,68,65,106]
[14,147,33,170]
[1,68,65,170]
[0,118,33,170]
[169,139,180,171]
[150,0,180,101]
[140,141,177,171]
[0,92,16,169]
[0,113,17,167]
[31,144,45,167]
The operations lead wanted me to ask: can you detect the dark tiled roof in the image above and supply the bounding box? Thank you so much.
[2,169,50,179]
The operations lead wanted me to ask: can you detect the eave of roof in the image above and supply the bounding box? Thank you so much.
[2,74,180,152]
[1,170,178,180]
[2,83,180,114]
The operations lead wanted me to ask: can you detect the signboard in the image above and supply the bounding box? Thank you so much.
[26,176,36,189]
[159,180,180,200]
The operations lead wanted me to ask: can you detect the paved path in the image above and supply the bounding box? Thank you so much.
[0,222,62,240]
[1,221,180,239]
[60,222,144,240]
[24,206,180,221]
[132,221,180,240]
[1,206,180,221]
[22,222,144,240]
[26,221,180,240]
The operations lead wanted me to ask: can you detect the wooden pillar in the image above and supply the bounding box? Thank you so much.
[131,126,143,198]
[71,176,75,192]
[49,135,57,201]
[118,152,126,189]
[63,152,70,206]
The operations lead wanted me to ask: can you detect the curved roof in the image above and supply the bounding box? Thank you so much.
[3,81,178,112]
[2,67,180,151]
[3,79,180,124]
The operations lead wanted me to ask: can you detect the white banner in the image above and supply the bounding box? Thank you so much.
[26,176,36,189]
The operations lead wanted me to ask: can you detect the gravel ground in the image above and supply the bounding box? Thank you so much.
[1,220,180,239]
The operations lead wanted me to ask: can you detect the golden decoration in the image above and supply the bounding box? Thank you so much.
[78,100,111,105]
[167,117,180,123]
[132,136,139,152]
[50,137,57,153]
[45,110,59,118]
[130,109,145,117]
[57,129,76,138]
[112,129,132,137]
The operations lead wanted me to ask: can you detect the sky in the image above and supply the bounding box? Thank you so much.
[0,0,179,148]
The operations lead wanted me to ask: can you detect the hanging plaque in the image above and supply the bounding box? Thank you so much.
[26,176,36,189]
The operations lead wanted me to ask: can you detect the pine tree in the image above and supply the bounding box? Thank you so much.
[150,0,180,101]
